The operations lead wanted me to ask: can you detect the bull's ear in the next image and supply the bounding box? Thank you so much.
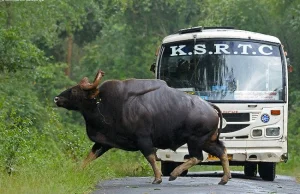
[79,77,90,86]
[89,90,99,99]
[79,70,104,99]
[80,70,104,91]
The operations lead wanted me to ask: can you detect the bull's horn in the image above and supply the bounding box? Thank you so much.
[80,70,105,90]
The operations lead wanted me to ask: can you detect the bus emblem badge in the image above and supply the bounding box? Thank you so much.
[261,114,270,123]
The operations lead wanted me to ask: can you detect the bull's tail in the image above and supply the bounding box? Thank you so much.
[209,102,223,141]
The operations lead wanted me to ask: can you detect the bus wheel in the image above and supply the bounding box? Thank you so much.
[258,162,276,181]
[161,161,188,176]
[244,162,257,177]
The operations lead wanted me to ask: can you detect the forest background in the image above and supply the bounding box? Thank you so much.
[1,0,300,193]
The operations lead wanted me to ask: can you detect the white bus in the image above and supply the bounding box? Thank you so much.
[152,27,289,181]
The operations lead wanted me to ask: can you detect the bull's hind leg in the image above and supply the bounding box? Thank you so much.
[203,141,231,185]
[169,138,204,181]
[169,157,202,181]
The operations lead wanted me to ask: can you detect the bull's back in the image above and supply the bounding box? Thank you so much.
[138,85,218,149]
[99,79,218,149]
[123,84,197,148]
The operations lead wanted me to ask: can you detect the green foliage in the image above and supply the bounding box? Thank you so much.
[0,28,47,72]
[34,63,75,100]
[1,0,300,193]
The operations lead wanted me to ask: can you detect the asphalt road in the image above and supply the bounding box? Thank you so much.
[93,171,300,194]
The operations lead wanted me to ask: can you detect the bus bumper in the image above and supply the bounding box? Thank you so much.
[156,139,288,164]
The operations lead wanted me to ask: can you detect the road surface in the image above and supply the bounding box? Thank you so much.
[93,171,300,194]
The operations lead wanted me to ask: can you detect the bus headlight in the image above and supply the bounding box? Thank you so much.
[266,127,280,136]
[252,129,262,137]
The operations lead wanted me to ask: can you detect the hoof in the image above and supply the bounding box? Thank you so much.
[218,176,229,185]
[152,178,162,184]
[218,180,228,185]
[169,175,177,181]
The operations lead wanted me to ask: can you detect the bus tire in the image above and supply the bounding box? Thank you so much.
[161,161,188,176]
[258,162,276,181]
[244,162,257,177]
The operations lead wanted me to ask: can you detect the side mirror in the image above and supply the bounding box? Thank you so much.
[287,58,293,73]
[150,63,155,73]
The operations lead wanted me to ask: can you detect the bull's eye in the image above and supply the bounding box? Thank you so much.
[70,87,87,100]
[71,88,78,95]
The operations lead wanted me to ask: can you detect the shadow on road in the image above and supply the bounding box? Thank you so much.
[94,171,299,194]
[186,171,294,182]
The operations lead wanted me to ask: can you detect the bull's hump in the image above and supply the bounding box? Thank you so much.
[122,79,166,97]
[123,79,166,86]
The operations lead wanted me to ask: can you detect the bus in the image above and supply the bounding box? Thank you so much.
[151,26,290,181]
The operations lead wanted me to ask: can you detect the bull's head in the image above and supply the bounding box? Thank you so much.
[54,70,104,110]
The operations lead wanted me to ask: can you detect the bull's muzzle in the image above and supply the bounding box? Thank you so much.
[54,97,59,104]
[53,96,59,104]
[54,96,65,107]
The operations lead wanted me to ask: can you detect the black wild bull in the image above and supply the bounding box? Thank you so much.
[54,70,231,185]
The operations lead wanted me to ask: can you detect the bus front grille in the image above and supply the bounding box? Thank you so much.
[223,113,250,122]
[222,124,250,133]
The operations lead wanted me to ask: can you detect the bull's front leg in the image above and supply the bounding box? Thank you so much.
[81,143,111,169]
[137,137,162,184]
[145,153,162,184]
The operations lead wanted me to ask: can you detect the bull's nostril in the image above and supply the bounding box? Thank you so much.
[54,97,59,103]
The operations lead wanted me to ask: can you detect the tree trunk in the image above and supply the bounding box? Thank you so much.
[65,34,73,77]
[5,2,12,28]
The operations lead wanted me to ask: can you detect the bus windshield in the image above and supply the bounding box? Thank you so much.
[158,40,284,102]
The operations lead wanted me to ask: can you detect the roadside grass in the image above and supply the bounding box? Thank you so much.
[0,158,107,194]
[277,160,300,182]
[0,150,151,194]
[1,150,300,194]
[0,162,101,194]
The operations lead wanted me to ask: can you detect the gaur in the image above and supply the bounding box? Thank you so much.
[54,70,231,185]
